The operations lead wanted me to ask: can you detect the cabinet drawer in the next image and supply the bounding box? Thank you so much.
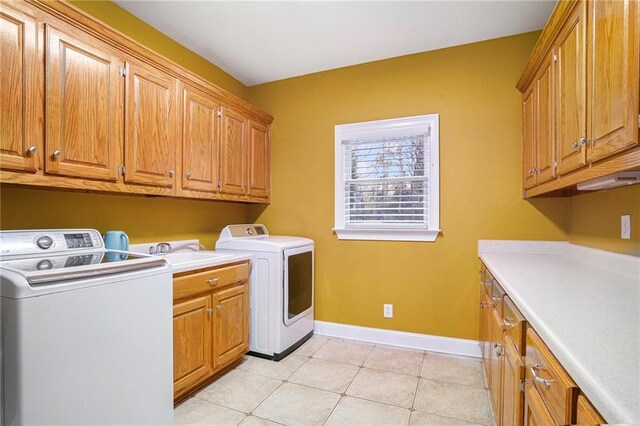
[503,296,526,356]
[576,394,606,425]
[491,280,505,316]
[174,262,249,300]
[525,328,578,425]
[480,263,493,295]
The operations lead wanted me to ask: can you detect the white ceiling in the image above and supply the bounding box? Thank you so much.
[114,1,555,87]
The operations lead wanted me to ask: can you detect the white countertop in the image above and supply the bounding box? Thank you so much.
[479,241,640,424]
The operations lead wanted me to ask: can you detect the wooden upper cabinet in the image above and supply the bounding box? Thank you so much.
[181,83,221,193]
[522,86,537,189]
[212,283,249,368]
[535,50,556,184]
[555,0,587,175]
[219,107,247,195]
[0,4,39,172]
[588,0,639,162]
[248,120,271,199]
[45,24,122,181]
[173,295,213,399]
[124,60,177,188]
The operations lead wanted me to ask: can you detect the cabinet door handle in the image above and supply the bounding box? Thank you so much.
[530,364,554,389]
[205,278,220,286]
[27,146,37,154]
[207,308,213,314]
[492,296,502,302]
[186,172,192,179]
[215,305,223,311]
[502,316,517,329]
[494,344,503,357]
[52,150,61,158]
[168,170,175,177]
[480,301,489,308]
[572,137,589,149]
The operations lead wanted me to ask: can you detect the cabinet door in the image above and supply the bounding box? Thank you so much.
[522,86,537,189]
[124,60,177,188]
[479,284,491,367]
[173,295,213,398]
[45,24,122,180]
[524,384,555,426]
[181,83,221,193]
[501,336,525,426]
[555,1,587,175]
[1,4,38,172]
[219,107,247,195]
[535,50,556,184]
[588,0,639,161]
[247,120,270,199]
[212,283,249,368]
[489,308,504,425]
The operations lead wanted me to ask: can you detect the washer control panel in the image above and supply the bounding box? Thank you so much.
[0,229,104,257]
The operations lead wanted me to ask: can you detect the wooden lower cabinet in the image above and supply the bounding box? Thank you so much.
[479,261,606,426]
[173,262,250,402]
[502,336,525,426]
[173,295,213,398]
[524,384,555,425]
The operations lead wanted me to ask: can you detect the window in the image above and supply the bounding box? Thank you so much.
[334,114,440,242]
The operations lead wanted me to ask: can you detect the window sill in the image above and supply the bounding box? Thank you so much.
[333,228,440,242]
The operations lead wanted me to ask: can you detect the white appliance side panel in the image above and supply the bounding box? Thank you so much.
[251,257,272,355]
[2,273,173,425]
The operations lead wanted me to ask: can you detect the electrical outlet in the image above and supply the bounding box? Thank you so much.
[621,215,631,239]
[383,304,393,318]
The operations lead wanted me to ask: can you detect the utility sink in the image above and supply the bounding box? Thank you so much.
[162,251,243,274]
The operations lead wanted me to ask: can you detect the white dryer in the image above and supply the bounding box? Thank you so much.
[216,224,314,360]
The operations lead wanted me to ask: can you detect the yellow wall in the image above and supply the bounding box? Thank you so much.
[69,1,249,100]
[248,32,569,341]
[567,185,640,256]
[0,187,247,249]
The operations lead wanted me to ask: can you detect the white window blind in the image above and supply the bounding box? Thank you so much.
[343,133,428,227]
[334,114,439,242]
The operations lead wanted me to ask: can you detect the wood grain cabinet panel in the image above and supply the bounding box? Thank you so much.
[555,0,587,175]
[524,384,555,426]
[587,0,639,161]
[212,283,249,368]
[576,394,606,425]
[522,86,537,189]
[489,308,504,425]
[219,107,247,195]
[180,83,221,193]
[173,295,213,399]
[534,50,556,184]
[0,4,39,172]
[124,60,177,188]
[247,120,270,199]
[502,336,525,426]
[45,24,122,181]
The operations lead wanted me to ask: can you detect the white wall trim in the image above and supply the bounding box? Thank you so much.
[314,320,481,358]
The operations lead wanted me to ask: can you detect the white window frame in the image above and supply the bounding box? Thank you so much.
[334,114,440,242]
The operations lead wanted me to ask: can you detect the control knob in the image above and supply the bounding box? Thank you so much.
[36,236,54,250]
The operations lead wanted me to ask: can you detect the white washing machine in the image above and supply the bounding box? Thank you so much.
[216,224,314,360]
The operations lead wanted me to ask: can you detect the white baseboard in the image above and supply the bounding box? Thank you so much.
[314,320,481,358]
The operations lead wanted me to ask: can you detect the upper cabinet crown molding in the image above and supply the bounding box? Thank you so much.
[518,0,639,198]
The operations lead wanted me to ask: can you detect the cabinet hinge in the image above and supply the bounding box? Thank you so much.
[217,109,222,118]
[217,180,221,189]
[117,164,126,176]
[118,66,126,77]
[553,54,557,63]
[520,379,526,393]
[553,161,558,170]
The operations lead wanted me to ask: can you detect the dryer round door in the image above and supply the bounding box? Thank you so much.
[283,245,314,326]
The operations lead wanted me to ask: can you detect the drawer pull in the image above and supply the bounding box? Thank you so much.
[494,344,503,357]
[205,278,220,285]
[502,316,517,329]
[530,364,554,389]
[492,296,502,302]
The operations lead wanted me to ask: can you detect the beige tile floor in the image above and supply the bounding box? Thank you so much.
[174,336,494,426]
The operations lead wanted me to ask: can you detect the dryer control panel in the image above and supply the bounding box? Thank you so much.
[221,224,269,239]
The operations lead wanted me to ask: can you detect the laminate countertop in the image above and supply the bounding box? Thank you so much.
[478,241,640,424]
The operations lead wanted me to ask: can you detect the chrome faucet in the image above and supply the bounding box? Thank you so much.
[149,242,206,255]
